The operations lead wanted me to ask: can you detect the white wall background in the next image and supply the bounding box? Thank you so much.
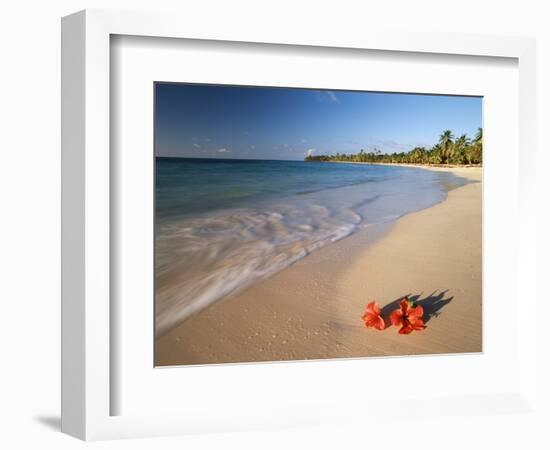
[0,1,547,449]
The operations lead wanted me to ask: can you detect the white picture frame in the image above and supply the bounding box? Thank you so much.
[61,9,537,441]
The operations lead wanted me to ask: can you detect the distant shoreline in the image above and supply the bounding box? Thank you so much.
[155,156,482,169]
[311,160,483,169]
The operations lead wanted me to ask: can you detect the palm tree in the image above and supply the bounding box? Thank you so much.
[408,147,426,164]
[453,134,470,164]
[471,128,483,164]
[455,134,470,147]
[438,130,454,164]
[474,127,483,146]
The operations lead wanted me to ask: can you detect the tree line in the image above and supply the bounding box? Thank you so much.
[304,129,482,165]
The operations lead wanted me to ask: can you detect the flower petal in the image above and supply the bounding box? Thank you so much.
[410,305,424,319]
[399,323,413,334]
[366,301,380,315]
[363,313,374,325]
[390,309,403,326]
[411,318,426,331]
[400,299,410,315]
[374,316,385,330]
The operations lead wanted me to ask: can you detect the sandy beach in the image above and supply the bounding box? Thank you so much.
[155,166,482,366]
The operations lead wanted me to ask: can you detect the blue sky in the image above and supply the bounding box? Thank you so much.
[155,83,482,160]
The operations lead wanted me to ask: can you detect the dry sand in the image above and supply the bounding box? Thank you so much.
[156,167,482,366]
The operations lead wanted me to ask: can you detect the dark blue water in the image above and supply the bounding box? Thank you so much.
[155,157,467,335]
[156,158,405,220]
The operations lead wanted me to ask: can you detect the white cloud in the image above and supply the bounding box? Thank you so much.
[193,143,200,148]
[301,138,307,144]
[217,148,230,153]
[326,91,340,103]
[312,90,340,104]
[250,144,255,149]
[306,148,315,157]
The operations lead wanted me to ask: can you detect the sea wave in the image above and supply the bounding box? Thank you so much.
[155,201,361,336]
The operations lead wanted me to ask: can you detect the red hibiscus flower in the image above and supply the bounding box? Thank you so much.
[362,301,385,330]
[390,298,426,334]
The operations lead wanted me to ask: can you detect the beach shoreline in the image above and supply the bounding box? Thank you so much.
[323,160,482,170]
[155,166,482,366]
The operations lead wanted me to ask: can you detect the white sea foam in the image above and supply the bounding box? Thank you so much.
[155,203,357,335]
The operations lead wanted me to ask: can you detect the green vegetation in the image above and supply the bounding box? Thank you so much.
[304,128,483,166]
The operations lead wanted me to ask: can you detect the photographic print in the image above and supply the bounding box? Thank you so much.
[154,83,482,366]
